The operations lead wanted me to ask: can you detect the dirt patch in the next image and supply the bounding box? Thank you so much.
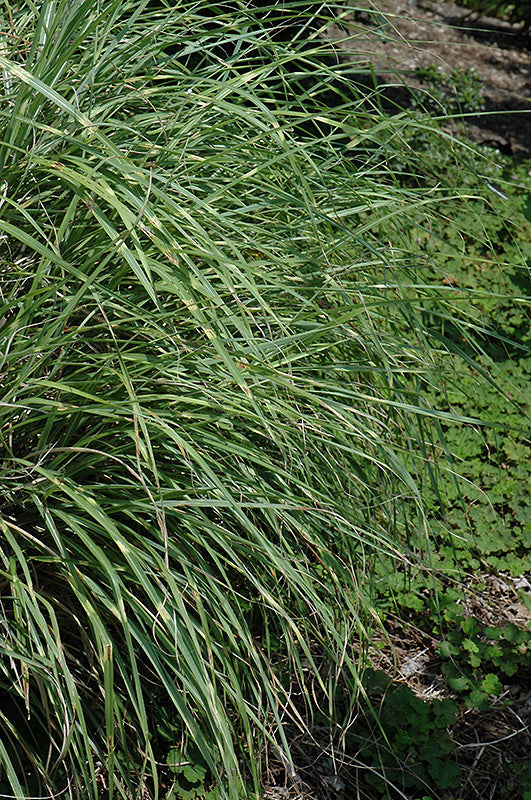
[328,0,531,155]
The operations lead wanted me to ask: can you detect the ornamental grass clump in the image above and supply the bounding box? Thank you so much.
[0,1,512,797]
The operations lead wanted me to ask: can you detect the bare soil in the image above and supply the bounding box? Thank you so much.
[328,0,531,156]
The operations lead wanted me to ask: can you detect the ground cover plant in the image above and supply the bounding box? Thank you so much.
[338,106,531,795]
[367,123,531,578]
[455,0,531,29]
[365,122,531,585]
[0,1,530,798]
[347,65,531,796]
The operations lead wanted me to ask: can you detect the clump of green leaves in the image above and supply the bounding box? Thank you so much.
[457,0,531,30]
[348,671,461,797]
[438,613,531,709]
[369,130,531,591]
[165,746,225,800]
[411,64,485,115]
[410,64,485,115]
[503,759,531,800]
[356,112,531,797]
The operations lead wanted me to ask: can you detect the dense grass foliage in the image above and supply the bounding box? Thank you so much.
[0,1,528,798]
